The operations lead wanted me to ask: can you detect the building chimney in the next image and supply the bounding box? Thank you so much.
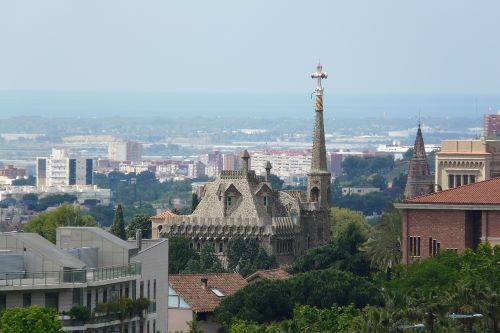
[265,161,272,182]
[201,277,208,290]
[136,229,142,251]
[241,150,250,174]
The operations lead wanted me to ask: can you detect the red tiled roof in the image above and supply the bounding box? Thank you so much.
[404,177,500,205]
[151,210,177,220]
[245,268,291,283]
[169,273,247,313]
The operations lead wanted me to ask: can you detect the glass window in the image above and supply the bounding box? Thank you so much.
[463,175,469,185]
[23,293,31,307]
[470,175,476,183]
[211,288,225,297]
[263,196,268,207]
[0,295,5,310]
[456,175,462,187]
[153,280,156,300]
[448,175,455,188]
[219,242,223,253]
[45,292,59,310]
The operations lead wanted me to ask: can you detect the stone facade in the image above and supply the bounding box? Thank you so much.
[152,64,332,262]
[435,138,500,190]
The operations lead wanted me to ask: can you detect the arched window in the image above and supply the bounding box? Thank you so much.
[310,187,319,202]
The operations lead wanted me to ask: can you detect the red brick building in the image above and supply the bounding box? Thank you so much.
[396,177,500,264]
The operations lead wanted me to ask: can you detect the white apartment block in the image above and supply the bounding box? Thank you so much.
[0,227,168,333]
[108,141,143,163]
[37,149,94,187]
[251,151,312,179]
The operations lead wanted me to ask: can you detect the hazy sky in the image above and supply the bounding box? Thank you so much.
[1,1,499,94]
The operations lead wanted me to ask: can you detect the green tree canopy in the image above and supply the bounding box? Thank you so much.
[126,214,152,239]
[214,268,382,327]
[330,207,369,241]
[182,243,225,273]
[364,205,402,273]
[227,237,277,277]
[0,306,63,333]
[25,204,97,243]
[169,236,199,274]
[110,204,126,240]
[290,219,370,276]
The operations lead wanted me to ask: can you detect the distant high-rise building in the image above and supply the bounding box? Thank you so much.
[222,153,237,171]
[200,151,223,177]
[483,113,500,137]
[37,148,93,187]
[187,161,206,178]
[329,152,342,176]
[404,125,433,198]
[108,140,142,162]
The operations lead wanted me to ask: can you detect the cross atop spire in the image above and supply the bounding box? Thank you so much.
[311,62,328,96]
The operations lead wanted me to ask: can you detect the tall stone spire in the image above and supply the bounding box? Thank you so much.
[404,124,433,198]
[310,63,328,172]
[307,63,331,210]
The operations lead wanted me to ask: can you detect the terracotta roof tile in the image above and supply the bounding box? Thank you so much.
[169,273,247,313]
[404,177,500,205]
[151,210,178,220]
[246,268,291,283]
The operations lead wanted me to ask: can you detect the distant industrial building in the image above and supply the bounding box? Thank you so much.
[37,148,93,187]
[108,140,143,162]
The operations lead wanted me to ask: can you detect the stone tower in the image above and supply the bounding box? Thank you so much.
[301,63,332,249]
[404,124,434,198]
[306,63,331,210]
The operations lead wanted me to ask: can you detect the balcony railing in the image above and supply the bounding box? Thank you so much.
[0,262,141,287]
[62,314,141,327]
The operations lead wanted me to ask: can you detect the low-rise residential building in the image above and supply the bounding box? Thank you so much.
[396,177,500,265]
[0,227,168,332]
[341,187,380,196]
[168,273,247,333]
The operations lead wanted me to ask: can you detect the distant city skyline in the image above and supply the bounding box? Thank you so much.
[1,1,500,94]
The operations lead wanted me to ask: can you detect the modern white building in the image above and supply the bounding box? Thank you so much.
[0,227,168,333]
[108,141,143,163]
[37,149,94,187]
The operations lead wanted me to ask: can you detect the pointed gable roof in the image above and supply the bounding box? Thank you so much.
[403,177,500,205]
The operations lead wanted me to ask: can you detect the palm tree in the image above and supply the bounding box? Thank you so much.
[445,281,486,333]
[364,206,402,274]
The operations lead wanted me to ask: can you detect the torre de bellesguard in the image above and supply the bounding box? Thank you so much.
[152,64,332,263]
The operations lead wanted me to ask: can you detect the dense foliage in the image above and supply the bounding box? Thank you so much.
[214,268,383,327]
[290,212,370,276]
[331,154,409,215]
[169,236,199,274]
[226,237,278,277]
[0,306,63,333]
[25,204,97,242]
[94,170,199,208]
[229,305,360,333]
